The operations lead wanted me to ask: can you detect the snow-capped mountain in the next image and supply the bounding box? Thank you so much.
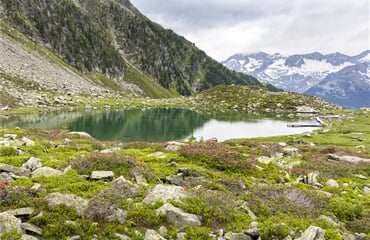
[222,51,370,109]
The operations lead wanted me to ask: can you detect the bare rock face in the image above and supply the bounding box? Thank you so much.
[46,193,88,217]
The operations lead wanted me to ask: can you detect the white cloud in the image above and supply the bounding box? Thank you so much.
[131,0,369,61]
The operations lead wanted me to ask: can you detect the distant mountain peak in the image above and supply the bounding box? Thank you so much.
[222,50,370,109]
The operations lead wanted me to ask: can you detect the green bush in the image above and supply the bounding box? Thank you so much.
[0,146,18,157]
[329,198,363,222]
[126,203,163,228]
[185,226,213,240]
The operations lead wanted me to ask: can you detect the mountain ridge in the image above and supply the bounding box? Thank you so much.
[0,0,270,97]
[222,50,370,109]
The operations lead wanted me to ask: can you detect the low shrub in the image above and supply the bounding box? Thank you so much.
[70,152,137,176]
[0,146,18,157]
[185,226,213,240]
[179,142,249,171]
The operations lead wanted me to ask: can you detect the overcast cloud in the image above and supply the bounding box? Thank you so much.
[130,0,369,61]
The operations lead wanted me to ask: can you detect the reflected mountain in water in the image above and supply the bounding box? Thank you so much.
[1,108,208,142]
[0,108,318,142]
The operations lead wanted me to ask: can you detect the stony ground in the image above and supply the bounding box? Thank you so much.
[0,109,368,240]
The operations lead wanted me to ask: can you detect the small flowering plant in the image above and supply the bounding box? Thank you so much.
[0,180,9,197]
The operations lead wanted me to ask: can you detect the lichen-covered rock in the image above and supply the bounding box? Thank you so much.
[326,179,339,188]
[46,192,88,216]
[90,171,114,181]
[0,163,31,177]
[21,223,43,235]
[4,207,35,217]
[22,157,42,171]
[143,184,186,203]
[32,167,63,177]
[295,226,325,240]
[0,212,22,235]
[22,136,35,146]
[144,229,165,240]
[224,232,252,240]
[156,203,201,228]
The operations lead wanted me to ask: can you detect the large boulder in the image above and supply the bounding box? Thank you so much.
[0,212,22,235]
[0,163,31,177]
[143,184,186,204]
[22,157,42,171]
[156,203,201,228]
[32,167,63,177]
[46,193,88,216]
[295,226,325,240]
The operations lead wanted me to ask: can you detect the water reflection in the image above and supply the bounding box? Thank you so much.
[0,108,318,142]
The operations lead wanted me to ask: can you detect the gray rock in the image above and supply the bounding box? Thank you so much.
[158,226,168,237]
[21,223,43,235]
[21,235,39,240]
[143,184,187,204]
[46,193,88,216]
[295,226,325,240]
[244,228,261,239]
[328,154,370,164]
[4,134,17,140]
[0,163,31,177]
[22,137,35,146]
[30,183,44,193]
[114,233,131,240]
[22,157,42,171]
[238,201,257,220]
[0,212,22,235]
[283,147,300,157]
[364,186,370,195]
[90,171,114,181]
[354,233,367,240]
[257,156,274,165]
[224,232,252,240]
[4,207,35,217]
[326,179,339,188]
[165,144,180,151]
[144,229,166,240]
[0,172,13,182]
[32,167,63,177]
[341,233,356,240]
[156,203,201,228]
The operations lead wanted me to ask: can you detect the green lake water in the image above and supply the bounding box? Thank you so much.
[0,108,319,142]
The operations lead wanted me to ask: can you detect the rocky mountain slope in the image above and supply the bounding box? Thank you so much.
[304,62,370,109]
[222,51,370,108]
[0,0,267,97]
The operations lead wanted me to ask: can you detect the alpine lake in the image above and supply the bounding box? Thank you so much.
[0,108,320,142]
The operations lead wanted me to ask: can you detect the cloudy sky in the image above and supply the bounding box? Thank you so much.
[130,0,369,61]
